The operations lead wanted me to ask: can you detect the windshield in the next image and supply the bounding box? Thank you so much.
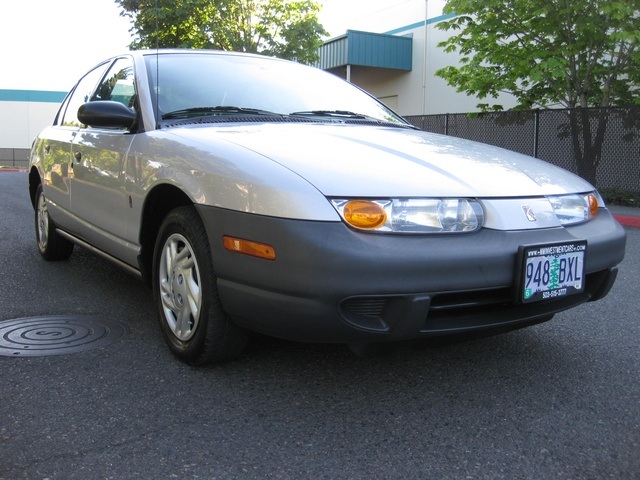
[144,52,408,126]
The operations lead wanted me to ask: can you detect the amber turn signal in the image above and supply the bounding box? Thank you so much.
[343,200,387,229]
[588,193,599,218]
[223,236,276,260]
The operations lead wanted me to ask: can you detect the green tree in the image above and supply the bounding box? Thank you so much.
[435,0,640,183]
[116,0,327,64]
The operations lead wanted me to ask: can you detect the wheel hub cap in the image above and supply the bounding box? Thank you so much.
[171,270,186,308]
[159,233,202,342]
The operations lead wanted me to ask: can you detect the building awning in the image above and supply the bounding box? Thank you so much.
[316,30,413,72]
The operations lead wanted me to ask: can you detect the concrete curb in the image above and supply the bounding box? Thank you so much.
[614,215,640,228]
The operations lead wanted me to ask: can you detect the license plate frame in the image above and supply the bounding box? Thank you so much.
[516,241,587,304]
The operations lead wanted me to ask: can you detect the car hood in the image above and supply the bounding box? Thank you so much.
[170,123,594,197]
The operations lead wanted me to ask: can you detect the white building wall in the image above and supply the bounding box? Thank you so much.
[0,100,60,150]
[336,0,517,116]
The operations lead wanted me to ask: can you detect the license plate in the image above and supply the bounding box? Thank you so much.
[518,241,587,303]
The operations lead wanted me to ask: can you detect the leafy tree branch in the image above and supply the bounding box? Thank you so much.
[116,0,327,64]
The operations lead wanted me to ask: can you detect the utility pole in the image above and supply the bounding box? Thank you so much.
[422,0,429,114]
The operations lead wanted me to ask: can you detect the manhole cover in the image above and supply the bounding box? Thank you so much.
[0,316,128,357]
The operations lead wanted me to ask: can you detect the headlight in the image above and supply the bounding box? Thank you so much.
[331,198,484,233]
[549,192,599,225]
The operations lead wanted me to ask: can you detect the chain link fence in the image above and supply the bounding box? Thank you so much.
[0,148,30,168]
[406,107,640,194]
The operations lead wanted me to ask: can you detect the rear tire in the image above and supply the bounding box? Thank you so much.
[35,185,74,260]
[153,206,248,365]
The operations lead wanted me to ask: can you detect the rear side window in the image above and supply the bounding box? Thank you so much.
[59,62,110,127]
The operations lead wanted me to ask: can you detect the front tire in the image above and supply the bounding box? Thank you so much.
[153,206,248,365]
[34,185,74,260]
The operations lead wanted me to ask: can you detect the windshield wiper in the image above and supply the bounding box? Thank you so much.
[288,110,416,129]
[289,110,367,119]
[162,106,280,120]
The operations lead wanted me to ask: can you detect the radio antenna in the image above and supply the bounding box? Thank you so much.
[154,0,160,129]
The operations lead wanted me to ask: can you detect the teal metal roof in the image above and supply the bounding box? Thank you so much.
[317,30,412,71]
[384,13,456,35]
[0,89,67,103]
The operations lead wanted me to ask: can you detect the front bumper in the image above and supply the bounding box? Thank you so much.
[197,205,626,343]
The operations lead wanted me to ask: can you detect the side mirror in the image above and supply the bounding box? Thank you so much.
[77,101,137,129]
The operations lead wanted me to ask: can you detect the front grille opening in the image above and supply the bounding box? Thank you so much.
[339,296,394,332]
[428,288,513,319]
[342,297,389,318]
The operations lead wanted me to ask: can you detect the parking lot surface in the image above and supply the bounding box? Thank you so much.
[1,171,638,479]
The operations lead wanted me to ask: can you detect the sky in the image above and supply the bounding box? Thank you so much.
[0,0,415,92]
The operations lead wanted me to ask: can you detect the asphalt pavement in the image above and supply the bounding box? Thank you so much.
[1,171,639,479]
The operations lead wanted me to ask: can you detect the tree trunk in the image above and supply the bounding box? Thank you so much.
[569,108,608,186]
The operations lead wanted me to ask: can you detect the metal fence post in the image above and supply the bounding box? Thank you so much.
[533,110,539,158]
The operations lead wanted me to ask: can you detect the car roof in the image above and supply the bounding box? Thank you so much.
[127,48,285,63]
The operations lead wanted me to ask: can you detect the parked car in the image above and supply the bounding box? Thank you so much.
[29,50,626,364]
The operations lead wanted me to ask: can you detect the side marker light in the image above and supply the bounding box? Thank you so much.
[223,236,276,260]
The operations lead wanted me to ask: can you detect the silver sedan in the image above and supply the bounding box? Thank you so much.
[28,50,626,364]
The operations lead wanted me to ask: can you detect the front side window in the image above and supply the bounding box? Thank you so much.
[93,57,136,108]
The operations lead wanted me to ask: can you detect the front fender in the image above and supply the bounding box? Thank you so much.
[125,129,340,221]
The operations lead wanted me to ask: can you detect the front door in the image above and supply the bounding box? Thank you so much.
[68,57,138,263]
